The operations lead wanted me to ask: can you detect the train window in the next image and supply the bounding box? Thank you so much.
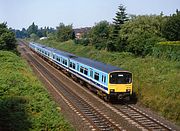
[80,66,84,73]
[62,59,67,65]
[102,76,106,83]
[72,63,76,69]
[58,58,61,62]
[77,64,79,71]
[94,72,99,81]
[45,52,47,55]
[53,55,55,59]
[84,68,88,75]
[90,70,93,78]
[104,76,106,83]
[70,62,72,68]
[110,72,132,84]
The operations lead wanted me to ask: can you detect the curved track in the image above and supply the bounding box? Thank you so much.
[18,41,179,131]
[20,45,122,131]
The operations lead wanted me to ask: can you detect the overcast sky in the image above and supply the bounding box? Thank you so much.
[0,0,179,29]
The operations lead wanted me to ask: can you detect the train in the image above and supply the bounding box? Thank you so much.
[29,42,133,101]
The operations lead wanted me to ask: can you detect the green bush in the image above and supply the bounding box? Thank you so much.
[74,38,89,46]
[0,51,73,130]
[152,41,180,61]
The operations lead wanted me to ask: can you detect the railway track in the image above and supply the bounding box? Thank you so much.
[18,41,178,131]
[22,49,122,130]
[112,104,173,131]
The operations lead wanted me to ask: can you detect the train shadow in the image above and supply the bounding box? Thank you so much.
[0,96,31,131]
[110,94,138,105]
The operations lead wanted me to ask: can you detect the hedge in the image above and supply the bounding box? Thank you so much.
[152,41,180,61]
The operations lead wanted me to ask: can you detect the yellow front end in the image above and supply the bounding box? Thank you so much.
[107,71,133,99]
[108,83,132,94]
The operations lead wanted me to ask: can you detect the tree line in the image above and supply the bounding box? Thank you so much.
[12,22,56,39]
[1,4,179,56]
[75,5,180,56]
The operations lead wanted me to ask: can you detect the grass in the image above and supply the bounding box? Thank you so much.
[0,51,73,130]
[38,39,180,125]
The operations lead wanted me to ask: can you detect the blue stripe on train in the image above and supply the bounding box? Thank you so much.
[53,59,108,91]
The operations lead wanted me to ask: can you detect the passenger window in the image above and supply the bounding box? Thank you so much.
[64,60,67,65]
[104,76,106,83]
[102,76,106,83]
[80,66,84,73]
[84,68,88,75]
[73,63,76,69]
[70,62,72,68]
[94,72,99,81]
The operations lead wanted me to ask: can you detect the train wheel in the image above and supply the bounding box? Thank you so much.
[104,95,110,102]
[124,96,130,102]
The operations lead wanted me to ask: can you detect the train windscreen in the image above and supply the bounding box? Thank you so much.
[109,72,132,84]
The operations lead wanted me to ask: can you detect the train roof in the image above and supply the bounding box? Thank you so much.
[31,42,124,73]
[31,42,56,52]
[74,57,123,73]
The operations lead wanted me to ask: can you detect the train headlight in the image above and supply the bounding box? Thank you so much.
[110,89,115,92]
[126,89,131,92]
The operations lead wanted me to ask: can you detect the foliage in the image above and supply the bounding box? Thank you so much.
[119,15,165,56]
[74,38,89,46]
[27,22,38,36]
[0,51,73,130]
[162,10,180,41]
[56,23,75,42]
[112,4,128,35]
[12,23,55,39]
[0,23,16,51]
[30,33,39,42]
[88,20,111,50]
[11,28,29,38]
[152,41,180,61]
[39,39,180,125]
[111,4,129,51]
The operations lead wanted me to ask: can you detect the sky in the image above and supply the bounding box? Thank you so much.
[0,0,180,30]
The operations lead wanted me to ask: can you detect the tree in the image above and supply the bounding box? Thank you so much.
[119,15,165,56]
[113,4,129,32]
[27,22,38,36]
[112,4,129,51]
[88,21,111,50]
[56,23,75,42]
[0,23,16,50]
[162,10,180,41]
[30,33,39,41]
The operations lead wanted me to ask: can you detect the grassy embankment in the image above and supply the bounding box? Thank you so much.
[0,51,73,130]
[38,39,180,125]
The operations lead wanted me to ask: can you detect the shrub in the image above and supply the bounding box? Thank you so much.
[152,41,180,61]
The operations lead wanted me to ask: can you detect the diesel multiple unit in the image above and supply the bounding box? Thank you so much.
[29,42,133,101]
